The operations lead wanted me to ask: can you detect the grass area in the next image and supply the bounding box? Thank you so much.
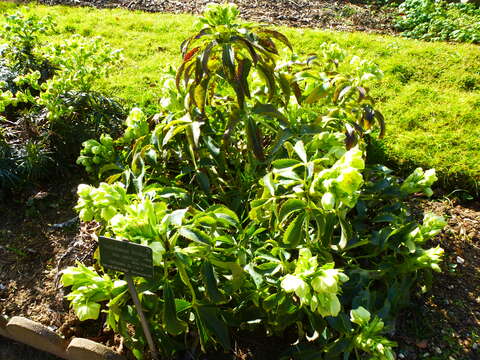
[284,29,480,194]
[1,2,479,193]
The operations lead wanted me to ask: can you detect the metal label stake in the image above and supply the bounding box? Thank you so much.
[99,236,159,360]
[125,272,159,360]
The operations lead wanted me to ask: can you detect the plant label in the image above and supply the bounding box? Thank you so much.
[99,236,154,278]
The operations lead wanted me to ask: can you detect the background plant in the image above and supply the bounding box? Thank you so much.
[0,10,124,190]
[62,4,446,359]
[396,0,480,43]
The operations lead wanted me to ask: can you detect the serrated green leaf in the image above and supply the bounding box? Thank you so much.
[338,213,352,250]
[252,103,288,127]
[258,29,293,50]
[195,305,231,350]
[375,110,386,138]
[246,116,265,161]
[283,213,305,248]
[201,262,225,303]
[193,78,209,113]
[239,59,252,98]
[279,199,307,222]
[338,85,353,101]
[196,170,210,193]
[293,140,308,163]
[201,41,216,75]
[244,263,264,288]
[305,84,328,104]
[262,172,275,196]
[174,298,192,313]
[210,206,240,227]
[234,36,258,64]
[256,63,276,101]
[272,158,302,169]
[163,282,188,336]
[277,72,292,105]
[222,44,235,79]
[179,226,212,245]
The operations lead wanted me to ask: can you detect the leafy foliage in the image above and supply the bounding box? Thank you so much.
[396,0,480,43]
[0,10,124,189]
[62,4,446,359]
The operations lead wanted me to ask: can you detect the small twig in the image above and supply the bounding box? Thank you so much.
[1,118,18,126]
[53,237,79,287]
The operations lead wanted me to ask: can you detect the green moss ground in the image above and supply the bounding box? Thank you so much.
[2,3,479,193]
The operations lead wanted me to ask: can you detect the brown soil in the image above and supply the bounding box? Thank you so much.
[0,180,121,357]
[394,198,480,360]
[39,0,396,34]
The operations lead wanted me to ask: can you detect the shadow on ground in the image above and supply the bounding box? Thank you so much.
[0,336,61,360]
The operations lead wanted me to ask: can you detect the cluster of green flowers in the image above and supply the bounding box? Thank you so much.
[400,167,437,197]
[411,246,444,272]
[0,71,41,110]
[61,262,127,321]
[75,182,129,222]
[405,212,448,252]
[281,248,349,317]
[77,135,116,173]
[77,184,170,265]
[311,146,365,210]
[109,197,168,266]
[350,307,396,360]
[308,132,347,166]
[159,73,185,113]
[122,107,149,143]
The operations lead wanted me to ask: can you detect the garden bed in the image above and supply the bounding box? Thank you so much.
[1,183,479,359]
[38,0,395,33]
[0,2,479,360]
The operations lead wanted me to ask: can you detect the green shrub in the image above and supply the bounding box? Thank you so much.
[396,0,480,43]
[62,4,446,359]
[0,10,124,189]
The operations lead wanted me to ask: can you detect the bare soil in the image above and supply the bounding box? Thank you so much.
[0,179,120,358]
[394,198,480,360]
[39,0,396,33]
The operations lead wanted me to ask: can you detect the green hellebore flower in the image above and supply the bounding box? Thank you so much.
[100,206,117,221]
[281,274,304,293]
[340,146,365,170]
[400,167,437,197]
[126,107,145,126]
[350,306,371,326]
[79,208,93,222]
[421,213,447,238]
[312,270,339,294]
[419,168,437,187]
[335,167,363,195]
[77,184,93,198]
[294,248,318,275]
[317,293,341,317]
[321,192,336,211]
[416,246,444,272]
[281,274,310,303]
[109,214,128,232]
